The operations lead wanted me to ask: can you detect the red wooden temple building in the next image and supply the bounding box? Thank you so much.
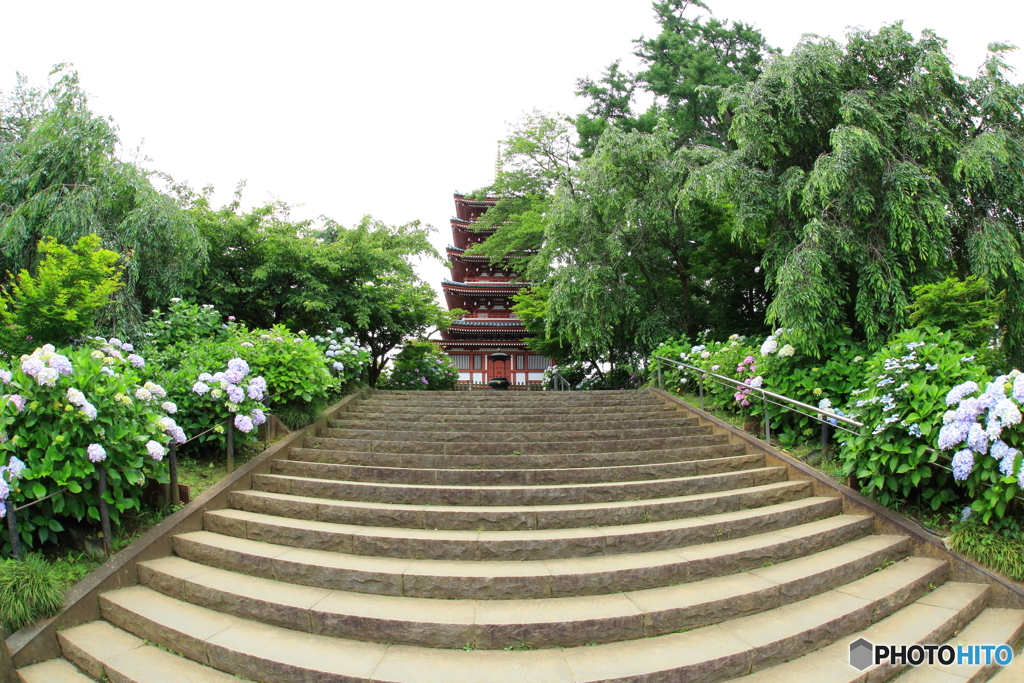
[436,193,553,386]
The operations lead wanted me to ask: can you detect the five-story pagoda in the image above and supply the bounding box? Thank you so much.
[437,192,552,386]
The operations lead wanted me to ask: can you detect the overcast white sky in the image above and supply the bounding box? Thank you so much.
[3,0,1022,305]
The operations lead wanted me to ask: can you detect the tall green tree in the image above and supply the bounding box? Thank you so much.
[0,66,205,335]
[186,191,456,384]
[707,25,1024,362]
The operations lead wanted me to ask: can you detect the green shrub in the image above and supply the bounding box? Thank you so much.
[0,234,122,356]
[754,329,870,448]
[908,276,1003,365]
[0,554,65,633]
[947,519,1024,581]
[649,336,762,409]
[383,341,459,390]
[838,327,988,511]
[0,341,176,551]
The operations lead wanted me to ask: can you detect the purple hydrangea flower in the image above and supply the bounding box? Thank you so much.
[100,367,115,376]
[108,338,123,348]
[168,425,186,444]
[227,385,244,404]
[21,357,44,378]
[248,376,267,393]
[49,354,72,375]
[161,401,177,414]
[0,370,11,384]
[192,381,210,395]
[198,373,214,382]
[224,369,244,385]
[938,421,971,450]
[87,443,107,463]
[146,440,166,461]
[227,358,250,376]
[135,388,154,402]
[127,354,145,368]
[234,414,255,433]
[6,456,26,479]
[951,449,974,481]
[966,423,989,454]
[250,408,266,426]
[953,398,983,423]
[66,387,87,406]
[0,478,8,504]
[247,384,264,401]
[946,381,979,406]
[36,367,59,387]
[3,394,25,413]
[80,402,98,421]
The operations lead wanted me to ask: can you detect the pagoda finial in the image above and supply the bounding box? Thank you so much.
[493,142,502,188]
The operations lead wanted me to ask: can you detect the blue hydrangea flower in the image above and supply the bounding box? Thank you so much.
[938,421,971,450]
[951,449,974,481]
[946,381,979,406]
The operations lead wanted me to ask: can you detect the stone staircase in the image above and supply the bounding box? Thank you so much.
[15,389,1024,682]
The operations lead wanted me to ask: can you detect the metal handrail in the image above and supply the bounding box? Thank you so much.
[548,369,571,391]
[651,358,860,448]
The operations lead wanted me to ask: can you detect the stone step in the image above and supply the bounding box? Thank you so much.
[204,495,841,561]
[896,607,1024,682]
[228,479,811,531]
[294,439,745,469]
[318,425,710,444]
[96,566,963,683]
[371,389,655,399]
[249,466,790,507]
[989,641,1024,681]
[336,407,679,423]
[173,515,873,599]
[138,543,928,650]
[360,393,665,406]
[16,659,95,683]
[56,620,237,683]
[330,416,701,432]
[729,582,990,682]
[346,403,673,417]
[305,432,732,456]
[269,452,765,487]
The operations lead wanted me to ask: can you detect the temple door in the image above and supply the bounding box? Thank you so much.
[490,358,509,380]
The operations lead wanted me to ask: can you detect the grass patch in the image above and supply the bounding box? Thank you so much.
[0,554,65,633]
[947,521,1024,581]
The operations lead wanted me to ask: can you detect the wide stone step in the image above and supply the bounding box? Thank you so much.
[306,432,728,456]
[335,407,679,424]
[360,394,665,407]
[346,403,672,417]
[186,511,872,581]
[57,620,237,683]
[249,466,789,507]
[294,439,744,469]
[330,416,700,432]
[896,607,1024,682]
[371,389,656,399]
[203,496,841,561]
[730,582,990,682]
[96,565,960,683]
[228,480,810,531]
[15,659,95,683]
[270,452,765,487]
[137,542,926,650]
[319,425,709,444]
[990,637,1024,681]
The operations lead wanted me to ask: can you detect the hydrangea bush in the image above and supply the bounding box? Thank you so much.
[383,340,459,390]
[310,327,371,386]
[649,336,761,409]
[838,328,988,510]
[938,371,1024,522]
[0,341,177,550]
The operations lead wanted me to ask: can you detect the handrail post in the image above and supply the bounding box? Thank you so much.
[762,391,770,444]
[822,422,830,459]
[657,358,663,390]
[169,442,181,506]
[5,500,22,560]
[97,466,113,555]
[698,372,705,410]
[226,418,235,474]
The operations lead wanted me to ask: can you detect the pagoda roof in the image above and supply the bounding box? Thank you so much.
[436,339,528,349]
[442,278,526,294]
[454,192,499,204]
